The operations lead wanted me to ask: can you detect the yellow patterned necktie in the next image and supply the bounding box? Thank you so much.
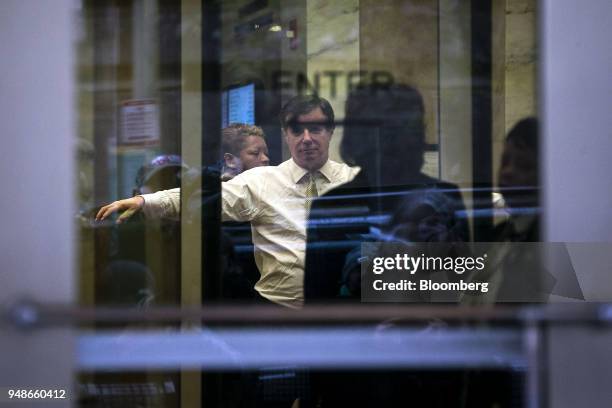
[305,172,319,209]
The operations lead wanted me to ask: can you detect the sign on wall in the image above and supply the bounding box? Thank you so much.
[120,99,160,146]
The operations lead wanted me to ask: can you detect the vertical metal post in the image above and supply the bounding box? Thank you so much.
[525,322,547,408]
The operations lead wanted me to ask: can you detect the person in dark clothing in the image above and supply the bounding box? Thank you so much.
[463,117,551,304]
[495,117,539,242]
[303,84,470,407]
[219,124,270,301]
[304,84,469,302]
[459,118,544,408]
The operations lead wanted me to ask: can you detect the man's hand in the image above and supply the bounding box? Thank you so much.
[95,196,145,224]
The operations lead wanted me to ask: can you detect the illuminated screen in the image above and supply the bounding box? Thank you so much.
[221,83,255,128]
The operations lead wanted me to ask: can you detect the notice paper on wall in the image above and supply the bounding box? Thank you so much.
[120,99,160,146]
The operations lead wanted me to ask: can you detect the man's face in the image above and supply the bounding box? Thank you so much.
[283,107,333,171]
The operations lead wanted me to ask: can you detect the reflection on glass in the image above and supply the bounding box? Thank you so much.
[77,0,538,406]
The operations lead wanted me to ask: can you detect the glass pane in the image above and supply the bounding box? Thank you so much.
[76,0,540,406]
[76,0,185,405]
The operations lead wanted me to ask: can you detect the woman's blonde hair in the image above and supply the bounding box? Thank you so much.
[222,124,265,156]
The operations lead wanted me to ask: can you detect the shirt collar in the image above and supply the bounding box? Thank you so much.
[287,158,334,184]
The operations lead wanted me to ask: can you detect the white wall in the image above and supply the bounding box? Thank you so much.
[542,1,612,407]
[0,0,76,403]
[542,0,612,242]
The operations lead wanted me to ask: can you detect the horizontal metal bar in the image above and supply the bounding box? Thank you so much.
[5,301,612,329]
[77,327,526,371]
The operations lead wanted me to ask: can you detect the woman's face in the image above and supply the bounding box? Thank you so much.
[239,135,269,170]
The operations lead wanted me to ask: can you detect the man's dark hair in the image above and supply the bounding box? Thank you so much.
[279,94,335,130]
[341,84,425,176]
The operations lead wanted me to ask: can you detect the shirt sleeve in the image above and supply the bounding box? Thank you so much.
[141,187,181,219]
[140,171,262,222]
[221,172,261,222]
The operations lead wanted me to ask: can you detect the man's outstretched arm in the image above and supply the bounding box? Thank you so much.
[95,188,181,223]
[96,196,144,223]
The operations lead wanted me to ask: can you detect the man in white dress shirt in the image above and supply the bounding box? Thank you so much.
[97,95,359,307]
